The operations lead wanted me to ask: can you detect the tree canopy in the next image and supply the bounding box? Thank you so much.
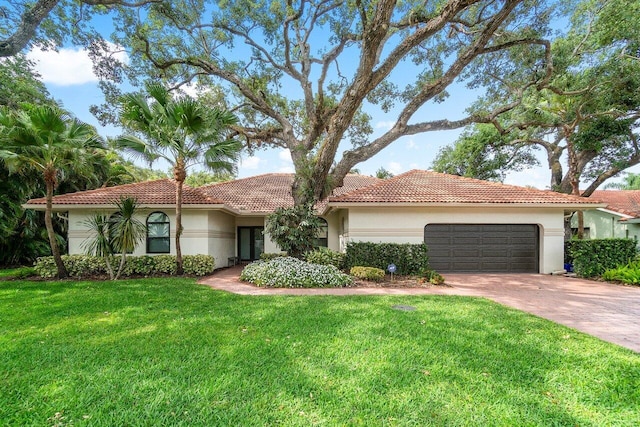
[0,104,105,277]
[435,0,640,195]
[94,0,561,205]
[0,0,160,58]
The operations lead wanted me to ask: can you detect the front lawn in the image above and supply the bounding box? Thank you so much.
[1,278,638,426]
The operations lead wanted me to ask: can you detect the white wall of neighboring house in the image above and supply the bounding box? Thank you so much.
[339,205,567,274]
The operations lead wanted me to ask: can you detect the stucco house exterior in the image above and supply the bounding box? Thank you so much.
[572,190,640,241]
[25,170,603,274]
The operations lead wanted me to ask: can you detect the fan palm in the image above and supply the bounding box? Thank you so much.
[0,105,104,278]
[117,83,241,274]
[110,196,145,279]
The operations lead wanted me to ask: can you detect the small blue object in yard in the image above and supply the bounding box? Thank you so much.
[387,263,396,273]
[564,263,574,273]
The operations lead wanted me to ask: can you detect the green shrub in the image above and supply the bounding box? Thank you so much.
[602,260,640,285]
[183,255,215,276]
[566,239,638,278]
[260,252,288,261]
[240,257,353,288]
[34,257,58,278]
[34,254,214,278]
[350,266,385,282]
[154,255,178,275]
[64,255,107,277]
[123,255,156,276]
[419,268,445,285]
[344,242,429,275]
[12,266,36,279]
[305,247,345,269]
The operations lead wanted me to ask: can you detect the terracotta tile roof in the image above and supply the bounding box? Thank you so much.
[200,173,382,213]
[329,170,599,205]
[26,179,222,206]
[590,190,640,218]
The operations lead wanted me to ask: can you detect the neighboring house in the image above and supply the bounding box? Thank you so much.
[25,170,603,274]
[573,190,640,241]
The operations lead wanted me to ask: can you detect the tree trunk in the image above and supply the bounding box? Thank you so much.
[174,162,186,275]
[565,125,584,239]
[115,252,127,280]
[44,172,67,278]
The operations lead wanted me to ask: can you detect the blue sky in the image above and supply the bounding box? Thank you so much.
[25,29,632,190]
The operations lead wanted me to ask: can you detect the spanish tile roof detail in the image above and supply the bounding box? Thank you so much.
[329,170,598,205]
[199,173,381,212]
[26,179,222,206]
[590,190,640,218]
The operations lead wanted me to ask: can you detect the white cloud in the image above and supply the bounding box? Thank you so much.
[387,161,405,175]
[278,149,293,162]
[406,139,418,150]
[375,120,395,130]
[277,149,294,173]
[241,156,263,170]
[504,169,547,189]
[27,42,128,86]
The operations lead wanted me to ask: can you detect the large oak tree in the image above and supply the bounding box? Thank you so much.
[102,0,558,206]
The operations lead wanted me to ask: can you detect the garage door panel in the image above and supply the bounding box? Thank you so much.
[482,237,510,245]
[425,224,539,273]
[455,249,481,257]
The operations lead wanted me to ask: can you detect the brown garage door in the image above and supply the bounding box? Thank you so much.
[424,224,539,273]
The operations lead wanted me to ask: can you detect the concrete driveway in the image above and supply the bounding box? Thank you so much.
[201,268,640,353]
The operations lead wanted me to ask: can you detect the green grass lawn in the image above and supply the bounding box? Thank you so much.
[1,278,638,426]
[0,266,35,280]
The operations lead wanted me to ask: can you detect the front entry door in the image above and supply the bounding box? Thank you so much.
[238,227,264,261]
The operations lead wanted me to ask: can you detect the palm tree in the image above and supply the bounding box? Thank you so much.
[81,213,116,280]
[0,105,104,278]
[117,83,242,274]
[109,196,145,280]
[81,197,145,280]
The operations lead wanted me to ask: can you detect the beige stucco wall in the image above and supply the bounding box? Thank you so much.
[68,208,165,256]
[68,208,234,269]
[339,206,567,274]
[208,211,236,269]
[571,209,640,241]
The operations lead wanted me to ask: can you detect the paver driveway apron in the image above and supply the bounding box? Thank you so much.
[442,274,640,353]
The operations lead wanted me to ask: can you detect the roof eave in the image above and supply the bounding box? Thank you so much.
[327,201,607,209]
[596,207,635,219]
[23,203,240,215]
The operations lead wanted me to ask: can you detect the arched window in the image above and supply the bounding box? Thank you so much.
[315,218,328,248]
[147,212,170,253]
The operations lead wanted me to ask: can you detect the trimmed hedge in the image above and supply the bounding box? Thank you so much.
[260,252,288,261]
[350,266,385,282]
[305,247,345,269]
[344,242,429,275]
[566,238,638,278]
[240,257,353,288]
[34,254,215,279]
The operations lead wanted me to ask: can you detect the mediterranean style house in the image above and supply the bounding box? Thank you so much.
[25,170,603,274]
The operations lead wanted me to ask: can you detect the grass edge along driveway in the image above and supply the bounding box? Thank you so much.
[1,277,638,426]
